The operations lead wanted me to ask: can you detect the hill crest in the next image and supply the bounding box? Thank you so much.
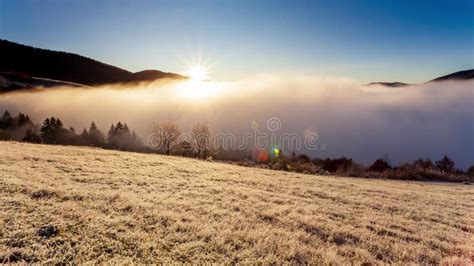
[0,39,186,87]
[365,69,474,87]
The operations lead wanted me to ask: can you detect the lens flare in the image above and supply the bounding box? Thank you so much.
[273,148,281,156]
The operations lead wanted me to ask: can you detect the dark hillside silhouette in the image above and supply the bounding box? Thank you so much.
[0,72,88,92]
[0,39,185,87]
[365,69,474,88]
[365,82,410,88]
[429,69,474,82]
[131,70,185,82]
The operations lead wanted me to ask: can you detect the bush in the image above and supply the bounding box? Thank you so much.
[290,162,324,175]
[412,159,434,170]
[467,166,474,177]
[317,157,354,173]
[343,163,366,177]
[272,156,290,171]
[435,155,455,173]
[290,154,311,163]
[0,130,12,140]
[369,159,392,172]
[22,128,41,143]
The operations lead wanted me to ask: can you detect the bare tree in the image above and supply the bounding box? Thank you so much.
[192,122,212,159]
[151,122,181,155]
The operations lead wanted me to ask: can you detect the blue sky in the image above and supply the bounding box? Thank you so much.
[1,0,473,82]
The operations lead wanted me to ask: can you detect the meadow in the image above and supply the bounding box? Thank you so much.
[0,141,473,264]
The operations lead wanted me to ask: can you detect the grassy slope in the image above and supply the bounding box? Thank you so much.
[0,142,473,264]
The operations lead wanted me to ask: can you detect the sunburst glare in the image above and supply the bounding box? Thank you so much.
[187,64,208,82]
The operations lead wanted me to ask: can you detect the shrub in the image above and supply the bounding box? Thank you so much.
[369,159,392,172]
[467,166,474,177]
[290,161,323,175]
[295,154,311,163]
[412,159,434,170]
[435,155,455,173]
[22,128,41,143]
[0,130,12,140]
[272,156,290,171]
[320,157,354,173]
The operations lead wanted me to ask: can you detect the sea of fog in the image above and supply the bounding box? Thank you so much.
[1,75,473,168]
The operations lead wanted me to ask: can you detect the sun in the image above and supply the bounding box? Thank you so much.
[187,64,208,82]
[178,58,218,100]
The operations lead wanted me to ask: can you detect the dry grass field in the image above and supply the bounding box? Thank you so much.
[0,141,473,264]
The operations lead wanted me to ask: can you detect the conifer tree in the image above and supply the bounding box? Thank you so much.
[40,118,53,143]
[0,110,13,129]
[88,121,105,147]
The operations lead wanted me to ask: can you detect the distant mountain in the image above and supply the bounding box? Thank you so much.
[365,82,410,88]
[365,69,474,88]
[429,69,474,82]
[131,70,184,82]
[0,72,89,92]
[0,39,186,88]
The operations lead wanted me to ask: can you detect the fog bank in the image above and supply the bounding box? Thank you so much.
[1,75,473,168]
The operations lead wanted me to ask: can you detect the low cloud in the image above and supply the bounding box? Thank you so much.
[1,75,473,168]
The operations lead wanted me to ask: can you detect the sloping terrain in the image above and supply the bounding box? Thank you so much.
[430,69,474,82]
[0,40,185,87]
[0,142,473,264]
[0,72,89,92]
[366,69,474,87]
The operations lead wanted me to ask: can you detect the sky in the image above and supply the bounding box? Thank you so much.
[0,0,473,82]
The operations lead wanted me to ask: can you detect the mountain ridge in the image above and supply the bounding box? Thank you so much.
[0,39,186,88]
[365,82,410,88]
[365,69,474,87]
[429,69,474,82]
[1,40,472,91]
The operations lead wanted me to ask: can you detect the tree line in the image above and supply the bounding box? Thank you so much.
[148,121,212,158]
[1,110,144,151]
[261,152,474,183]
[1,108,473,182]
[0,109,213,157]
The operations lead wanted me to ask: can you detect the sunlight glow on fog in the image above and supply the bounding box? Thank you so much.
[0,76,473,168]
